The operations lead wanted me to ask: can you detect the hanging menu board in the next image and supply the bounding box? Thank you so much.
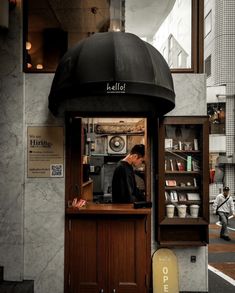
[27,126,64,178]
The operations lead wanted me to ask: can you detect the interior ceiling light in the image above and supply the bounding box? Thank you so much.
[109,19,121,32]
[26,41,32,50]
[26,52,32,69]
[36,64,43,70]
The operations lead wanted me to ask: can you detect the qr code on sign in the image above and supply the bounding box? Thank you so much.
[50,164,63,177]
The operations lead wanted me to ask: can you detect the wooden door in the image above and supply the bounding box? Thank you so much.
[107,216,148,293]
[67,218,106,293]
[66,216,148,293]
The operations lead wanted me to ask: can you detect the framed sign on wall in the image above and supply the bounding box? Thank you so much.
[27,126,64,178]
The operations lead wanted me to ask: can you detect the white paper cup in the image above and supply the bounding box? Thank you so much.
[177,205,187,218]
[166,204,175,218]
[190,204,200,218]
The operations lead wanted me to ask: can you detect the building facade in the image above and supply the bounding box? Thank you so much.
[204,0,235,201]
[0,1,211,292]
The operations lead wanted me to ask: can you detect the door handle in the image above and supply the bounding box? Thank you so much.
[100,289,104,293]
[112,290,116,293]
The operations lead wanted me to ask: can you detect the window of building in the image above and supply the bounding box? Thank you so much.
[169,35,173,50]
[178,0,182,7]
[177,19,182,39]
[205,55,211,77]
[153,0,192,70]
[204,10,212,37]
[23,0,203,73]
[162,47,167,60]
[207,103,226,134]
[177,51,182,67]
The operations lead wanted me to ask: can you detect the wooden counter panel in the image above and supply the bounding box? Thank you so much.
[66,215,149,293]
[66,203,151,215]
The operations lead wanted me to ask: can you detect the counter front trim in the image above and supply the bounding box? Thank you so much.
[66,203,151,215]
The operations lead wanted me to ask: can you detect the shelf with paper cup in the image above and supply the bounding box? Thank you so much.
[157,116,209,246]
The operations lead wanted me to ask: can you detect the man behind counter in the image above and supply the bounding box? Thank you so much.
[112,144,145,203]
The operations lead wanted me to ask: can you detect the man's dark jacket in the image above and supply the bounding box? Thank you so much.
[112,161,144,203]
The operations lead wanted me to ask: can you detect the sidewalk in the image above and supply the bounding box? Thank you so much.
[209,217,235,280]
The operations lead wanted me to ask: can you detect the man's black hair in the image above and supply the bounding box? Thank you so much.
[130,144,145,158]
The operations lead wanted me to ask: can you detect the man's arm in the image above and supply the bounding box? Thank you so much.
[134,184,146,202]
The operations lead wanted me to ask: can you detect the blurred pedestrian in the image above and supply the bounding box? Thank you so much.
[213,186,235,241]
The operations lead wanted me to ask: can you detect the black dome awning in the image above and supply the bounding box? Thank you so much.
[48,32,175,116]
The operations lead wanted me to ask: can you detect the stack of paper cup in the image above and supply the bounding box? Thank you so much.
[166,204,175,218]
[177,205,187,218]
[190,204,200,218]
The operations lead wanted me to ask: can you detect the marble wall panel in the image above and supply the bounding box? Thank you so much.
[24,180,65,293]
[170,74,207,116]
[0,2,24,281]
[152,73,208,292]
[174,247,208,292]
[172,76,208,292]
[24,73,65,293]
[23,68,65,292]
[25,74,63,125]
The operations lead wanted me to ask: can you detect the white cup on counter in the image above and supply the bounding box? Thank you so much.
[190,204,200,218]
[177,205,187,218]
[166,204,175,218]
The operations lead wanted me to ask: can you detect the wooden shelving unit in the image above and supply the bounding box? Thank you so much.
[157,116,209,246]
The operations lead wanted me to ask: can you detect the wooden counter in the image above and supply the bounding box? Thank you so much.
[66,202,151,215]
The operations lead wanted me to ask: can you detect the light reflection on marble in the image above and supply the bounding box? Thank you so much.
[170,74,207,116]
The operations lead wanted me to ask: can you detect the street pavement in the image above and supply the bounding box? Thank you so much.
[208,216,235,292]
[209,270,235,292]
